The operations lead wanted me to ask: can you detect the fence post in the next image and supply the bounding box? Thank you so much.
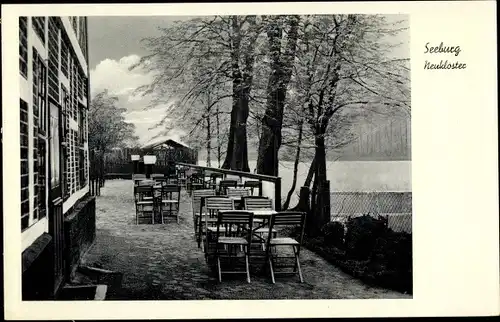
[274,177,281,211]
[258,180,263,197]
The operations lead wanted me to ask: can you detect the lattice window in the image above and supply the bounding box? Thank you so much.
[48,17,60,102]
[32,49,47,223]
[72,17,78,35]
[61,36,69,77]
[19,17,28,78]
[20,99,30,231]
[78,17,88,60]
[32,17,45,43]
[38,137,47,219]
[61,88,69,201]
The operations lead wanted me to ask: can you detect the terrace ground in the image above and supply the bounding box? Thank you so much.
[81,179,411,300]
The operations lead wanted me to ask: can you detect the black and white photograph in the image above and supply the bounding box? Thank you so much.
[15,12,412,301]
[2,1,498,319]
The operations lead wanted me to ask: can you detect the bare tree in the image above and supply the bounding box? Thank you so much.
[256,15,300,176]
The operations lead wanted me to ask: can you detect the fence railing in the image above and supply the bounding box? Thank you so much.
[176,162,282,211]
[330,191,412,233]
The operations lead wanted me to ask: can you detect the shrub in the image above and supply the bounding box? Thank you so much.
[321,222,345,248]
[371,230,412,271]
[344,214,388,260]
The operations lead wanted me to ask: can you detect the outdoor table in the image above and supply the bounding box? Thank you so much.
[250,209,278,245]
[227,196,244,209]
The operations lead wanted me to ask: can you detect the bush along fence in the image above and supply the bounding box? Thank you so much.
[290,187,413,294]
[330,192,412,233]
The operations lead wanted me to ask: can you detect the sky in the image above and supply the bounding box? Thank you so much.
[88,16,193,146]
[88,15,409,147]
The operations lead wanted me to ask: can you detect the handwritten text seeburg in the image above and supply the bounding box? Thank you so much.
[424,42,466,70]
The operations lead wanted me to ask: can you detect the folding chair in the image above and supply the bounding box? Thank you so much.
[191,189,216,238]
[209,172,224,190]
[178,168,187,188]
[201,197,234,251]
[158,184,181,224]
[265,211,307,283]
[154,176,168,185]
[135,185,155,224]
[219,180,238,195]
[188,172,206,194]
[243,180,261,195]
[214,210,254,283]
[243,196,276,249]
[226,187,251,198]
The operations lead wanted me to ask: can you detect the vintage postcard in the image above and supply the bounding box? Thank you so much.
[2,1,498,319]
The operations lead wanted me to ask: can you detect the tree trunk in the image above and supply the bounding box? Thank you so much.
[257,15,300,176]
[216,104,221,168]
[222,82,251,172]
[222,15,257,172]
[304,155,316,188]
[283,120,303,210]
[206,113,211,167]
[308,128,330,235]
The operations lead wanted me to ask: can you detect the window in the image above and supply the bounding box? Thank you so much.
[61,89,69,200]
[72,16,78,35]
[78,17,88,60]
[61,37,69,77]
[38,137,47,219]
[19,17,28,78]
[20,100,30,231]
[33,50,47,135]
[49,103,61,188]
[32,17,46,43]
[78,105,86,188]
[32,49,47,223]
[48,17,60,102]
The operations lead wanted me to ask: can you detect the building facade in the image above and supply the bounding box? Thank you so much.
[19,16,95,300]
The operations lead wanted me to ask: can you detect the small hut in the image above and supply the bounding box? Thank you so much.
[141,137,198,171]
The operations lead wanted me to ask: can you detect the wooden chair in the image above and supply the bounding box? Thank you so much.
[214,210,254,283]
[243,180,261,195]
[158,184,181,224]
[178,167,187,187]
[135,185,155,224]
[243,196,276,250]
[200,197,234,251]
[243,196,273,211]
[191,189,216,238]
[219,180,238,195]
[226,187,251,198]
[209,172,224,190]
[265,211,307,284]
[188,172,206,194]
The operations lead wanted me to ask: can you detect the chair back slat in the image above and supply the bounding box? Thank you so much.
[217,210,254,241]
[219,180,238,194]
[192,189,216,199]
[162,184,180,193]
[217,210,254,225]
[191,189,216,215]
[227,187,250,198]
[243,196,273,210]
[205,197,234,211]
[271,212,306,226]
[243,180,260,188]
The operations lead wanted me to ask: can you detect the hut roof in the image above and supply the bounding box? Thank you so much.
[142,136,191,150]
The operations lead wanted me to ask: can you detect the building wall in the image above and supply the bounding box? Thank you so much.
[19,16,90,252]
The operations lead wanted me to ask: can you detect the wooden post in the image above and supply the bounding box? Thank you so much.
[274,178,282,211]
[258,180,263,197]
[323,180,331,224]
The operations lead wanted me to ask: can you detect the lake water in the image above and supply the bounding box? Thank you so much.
[198,160,411,202]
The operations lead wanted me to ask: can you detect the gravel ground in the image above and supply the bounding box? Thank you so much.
[81,179,411,300]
